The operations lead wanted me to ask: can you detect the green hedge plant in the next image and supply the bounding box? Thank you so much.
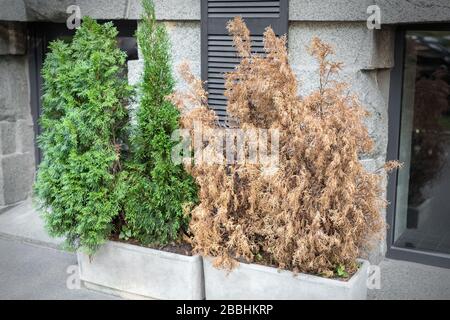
[35,0,197,253]
[34,18,131,253]
[117,0,198,245]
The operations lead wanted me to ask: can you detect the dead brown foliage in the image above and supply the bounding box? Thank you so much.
[168,17,400,276]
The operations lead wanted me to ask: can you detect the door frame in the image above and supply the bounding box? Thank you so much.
[386,24,450,269]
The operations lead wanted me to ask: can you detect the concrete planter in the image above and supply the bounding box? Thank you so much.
[203,258,369,300]
[77,241,204,300]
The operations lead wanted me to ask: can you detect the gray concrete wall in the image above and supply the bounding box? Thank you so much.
[165,21,201,88]
[0,22,35,208]
[126,19,395,262]
[288,22,394,262]
[289,22,394,161]
[0,0,200,22]
[1,0,449,259]
[166,20,393,262]
[1,0,450,24]
[126,20,201,120]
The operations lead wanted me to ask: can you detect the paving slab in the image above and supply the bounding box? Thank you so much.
[0,237,119,300]
[368,258,450,300]
[0,198,64,249]
[1,198,449,300]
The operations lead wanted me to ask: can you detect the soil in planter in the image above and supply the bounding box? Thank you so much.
[109,212,194,256]
[234,253,358,281]
[109,233,193,256]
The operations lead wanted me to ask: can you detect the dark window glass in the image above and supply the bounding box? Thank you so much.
[395,31,450,255]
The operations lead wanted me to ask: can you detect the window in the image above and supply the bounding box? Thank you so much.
[387,27,450,268]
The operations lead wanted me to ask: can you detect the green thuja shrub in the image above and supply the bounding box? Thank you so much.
[116,0,197,245]
[34,18,131,253]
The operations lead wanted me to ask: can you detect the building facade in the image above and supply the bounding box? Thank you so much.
[0,0,449,268]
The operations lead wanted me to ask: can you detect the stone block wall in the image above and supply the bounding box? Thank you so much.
[127,20,201,92]
[1,0,449,261]
[121,1,405,263]
[125,18,394,262]
[0,22,35,208]
[288,22,395,262]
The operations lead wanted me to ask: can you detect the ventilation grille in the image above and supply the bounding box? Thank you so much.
[208,0,281,18]
[207,34,264,123]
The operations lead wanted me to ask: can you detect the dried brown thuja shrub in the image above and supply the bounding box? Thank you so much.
[169,17,400,277]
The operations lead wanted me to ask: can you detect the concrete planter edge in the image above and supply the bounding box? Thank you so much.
[203,257,369,300]
[77,240,204,300]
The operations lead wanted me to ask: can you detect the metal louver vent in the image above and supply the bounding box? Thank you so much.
[202,0,288,124]
[207,35,265,122]
[208,0,281,18]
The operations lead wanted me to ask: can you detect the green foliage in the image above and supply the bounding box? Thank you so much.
[119,225,133,241]
[34,18,131,253]
[118,0,197,245]
[35,1,197,252]
[335,264,350,278]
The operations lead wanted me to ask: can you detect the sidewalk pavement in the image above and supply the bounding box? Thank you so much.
[0,199,117,299]
[0,198,449,300]
[0,237,118,300]
[0,199,63,249]
[368,258,450,300]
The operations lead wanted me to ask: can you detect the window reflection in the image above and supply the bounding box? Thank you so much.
[395,31,450,255]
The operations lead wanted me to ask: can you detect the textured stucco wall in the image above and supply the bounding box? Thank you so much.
[165,21,201,89]
[286,22,394,262]
[127,21,201,94]
[289,22,394,160]
[1,0,450,24]
[129,20,395,184]
[0,23,35,208]
[2,0,449,259]
[289,22,394,262]
[126,19,395,262]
